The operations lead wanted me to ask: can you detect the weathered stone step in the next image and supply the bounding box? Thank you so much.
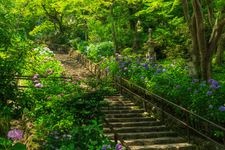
[104,98,133,103]
[102,109,144,114]
[105,112,147,118]
[102,105,140,110]
[106,131,177,140]
[107,101,136,106]
[105,117,155,122]
[124,137,187,146]
[107,121,162,127]
[104,125,168,133]
[102,95,195,150]
[129,143,194,150]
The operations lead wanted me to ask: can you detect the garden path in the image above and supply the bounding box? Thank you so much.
[55,53,93,81]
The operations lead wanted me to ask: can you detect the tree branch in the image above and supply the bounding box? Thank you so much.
[208,17,225,55]
[192,0,206,52]
[182,0,190,22]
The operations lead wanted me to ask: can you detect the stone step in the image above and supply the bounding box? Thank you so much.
[129,143,195,150]
[102,109,144,114]
[105,117,156,122]
[102,105,140,110]
[104,98,133,103]
[107,101,136,106]
[105,112,148,118]
[124,137,187,146]
[104,125,168,133]
[106,121,162,127]
[106,131,177,140]
[102,95,195,150]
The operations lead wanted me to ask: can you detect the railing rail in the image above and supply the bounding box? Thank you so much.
[0,75,73,88]
[76,51,225,148]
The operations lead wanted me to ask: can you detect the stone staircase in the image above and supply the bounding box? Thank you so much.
[102,95,195,150]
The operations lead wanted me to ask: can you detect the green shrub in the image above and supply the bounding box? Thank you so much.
[86,41,114,62]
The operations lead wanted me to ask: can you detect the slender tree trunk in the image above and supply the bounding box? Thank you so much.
[132,24,139,52]
[189,15,201,78]
[110,1,118,53]
[215,33,225,65]
[193,0,209,80]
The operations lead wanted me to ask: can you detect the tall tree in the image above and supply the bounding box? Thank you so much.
[182,0,225,80]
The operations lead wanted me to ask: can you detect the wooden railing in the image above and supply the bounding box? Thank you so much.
[76,51,225,149]
[115,77,225,148]
[14,76,72,88]
[76,52,108,78]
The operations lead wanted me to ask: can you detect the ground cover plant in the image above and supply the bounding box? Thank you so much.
[1,0,225,148]
[0,45,118,149]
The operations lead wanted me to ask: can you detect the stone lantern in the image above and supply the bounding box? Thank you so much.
[144,28,157,62]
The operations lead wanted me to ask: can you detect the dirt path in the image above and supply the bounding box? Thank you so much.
[55,53,93,81]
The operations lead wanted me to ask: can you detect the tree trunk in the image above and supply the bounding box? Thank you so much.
[132,24,139,52]
[189,15,201,78]
[182,0,225,81]
[215,33,225,65]
[110,1,118,53]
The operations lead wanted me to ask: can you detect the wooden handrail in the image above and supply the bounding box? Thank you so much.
[77,51,225,148]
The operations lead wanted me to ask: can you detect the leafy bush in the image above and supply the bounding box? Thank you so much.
[100,55,225,124]
[86,41,114,62]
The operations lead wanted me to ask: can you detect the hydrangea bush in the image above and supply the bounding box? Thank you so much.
[99,55,225,124]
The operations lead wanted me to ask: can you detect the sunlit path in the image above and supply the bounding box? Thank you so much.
[55,53,93,81]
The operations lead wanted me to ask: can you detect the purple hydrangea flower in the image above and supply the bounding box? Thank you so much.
[7,129,23,140]
[35,83,43,88]
[115,143,122,150]
[208,79,220,89]
[33,80,40,84]
[32,74,39,80]
[218,106,225,112]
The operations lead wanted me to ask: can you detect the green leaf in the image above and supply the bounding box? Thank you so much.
[11,143,26,150]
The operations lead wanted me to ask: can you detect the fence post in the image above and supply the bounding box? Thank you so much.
[143,93,147,112]
[186,113,190,143]
[161,103,165,123]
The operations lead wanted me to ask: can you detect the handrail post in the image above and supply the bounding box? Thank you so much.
[120,77,122,94]
[186,113,190,143]
[114,133,118,143]
[161,104,165,123]
[143,93,147,112]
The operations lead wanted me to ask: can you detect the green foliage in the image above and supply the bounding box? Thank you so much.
[86,41,114,62]
[29,21,55,39]
[23,45,63,76]
[0,106,12,136]
[0,138,26,150]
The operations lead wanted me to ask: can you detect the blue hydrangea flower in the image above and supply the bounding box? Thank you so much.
[102,144,111,150]
[218,106,225,112]
[142,63,149,70]
[208,79,220,89]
